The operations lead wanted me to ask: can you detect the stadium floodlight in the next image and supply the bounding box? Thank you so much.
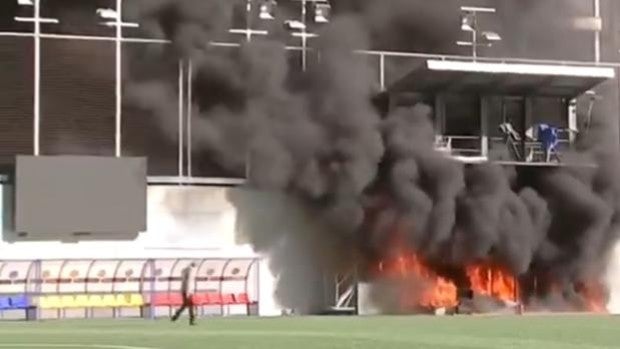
[481,31,501,42]
[259,0,277,20]
[460,6,496,13]
[15,0,59,23]
[97,8,118,20]
[314,3,331,23]
[456,6,499,59]
[461,13,475,32]
[96,8,139,28]
[284,19,306,31]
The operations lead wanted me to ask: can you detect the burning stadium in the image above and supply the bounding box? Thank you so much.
[122,0,620,316]
[2,0,620,320]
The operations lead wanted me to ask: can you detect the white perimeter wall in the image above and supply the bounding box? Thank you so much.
[0,185,282,317]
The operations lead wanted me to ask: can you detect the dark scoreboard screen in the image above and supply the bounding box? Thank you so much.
[14,155,146,236]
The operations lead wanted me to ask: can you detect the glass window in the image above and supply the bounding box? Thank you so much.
[445,94,480,135]
[444,94,481,154]
[530,97,567,129]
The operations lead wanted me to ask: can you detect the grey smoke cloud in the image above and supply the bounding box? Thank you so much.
[126,0,620,312]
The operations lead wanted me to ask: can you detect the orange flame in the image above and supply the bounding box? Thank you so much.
[376,254,458,309]
[374,227,522,310]
[398,254,458,309]
[576,282,607,313]
[376,252,521,310]
[466,264,518,303]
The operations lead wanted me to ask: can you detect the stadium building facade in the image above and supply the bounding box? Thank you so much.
[0,0,619,174]
[0,0,620,316]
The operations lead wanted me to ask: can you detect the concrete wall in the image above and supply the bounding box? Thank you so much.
[0,185,283,317]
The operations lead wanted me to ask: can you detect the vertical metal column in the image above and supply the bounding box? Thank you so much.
[301,0,308,71]
[379,54,386,91]
[524,97,534,161]
[178,61,185,178]
[148,259,156,320]
[256,259,261,316]
[33,0,42,156]
[246,0,253,42]
[186,60,193,177]
[480,96,489,158]
[594,0,601,63]
[568,99,578,145]
[471,13,478,60]
[434,94,446,136]
[114,0,123,157]
[34,259,42,321]
[17,1,58,156]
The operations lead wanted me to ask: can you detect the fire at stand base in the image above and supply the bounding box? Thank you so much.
[355,245,609,316]
[364,252,521,315]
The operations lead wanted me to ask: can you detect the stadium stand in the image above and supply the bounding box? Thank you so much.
[0,258,259,320]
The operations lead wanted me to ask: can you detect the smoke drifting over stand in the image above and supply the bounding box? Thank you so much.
[125,0,620,313]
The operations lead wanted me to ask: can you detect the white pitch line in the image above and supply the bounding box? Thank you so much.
[0,344,157,349]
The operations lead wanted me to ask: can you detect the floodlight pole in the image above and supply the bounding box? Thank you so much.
[301,0,307,71]
[15,0,59,156]
[594,0,601,63]
[459,7,496,60]
[97,0,139,157]
[186,59,193,177]
[178,61,184,179]
[115,0,122,157]
[34,0,41,156]
[246,0,252,42]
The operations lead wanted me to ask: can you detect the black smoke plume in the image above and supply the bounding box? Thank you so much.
[125,0,620,313]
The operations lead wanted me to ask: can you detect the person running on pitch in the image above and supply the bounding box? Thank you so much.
[171,262,197,325]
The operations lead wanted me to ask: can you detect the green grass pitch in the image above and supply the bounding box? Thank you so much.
[0,315,619,349]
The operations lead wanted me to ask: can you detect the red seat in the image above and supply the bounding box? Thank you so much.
[206,293,221,305]
[191,293,207,305]
[151,293,169,306]
[151,293,184,306]
[235,293,250,304]
[168,293,184,306]
[220,293,235,305]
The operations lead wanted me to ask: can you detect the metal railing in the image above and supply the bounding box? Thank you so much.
[436,131,574,161]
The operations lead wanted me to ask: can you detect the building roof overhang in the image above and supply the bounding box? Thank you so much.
[388,59,615,98]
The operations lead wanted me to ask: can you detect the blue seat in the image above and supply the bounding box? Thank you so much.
[9,295,29,309]
[0,297,11,310]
